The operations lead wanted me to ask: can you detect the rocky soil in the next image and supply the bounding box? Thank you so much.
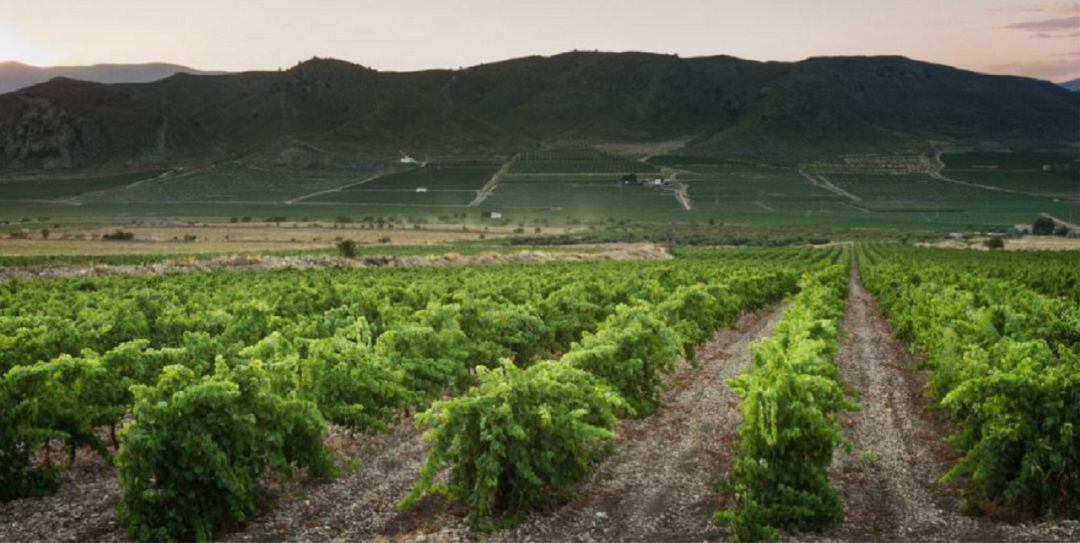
[0,244,670,280]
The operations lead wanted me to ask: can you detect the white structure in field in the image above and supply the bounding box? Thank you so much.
[490,211,502,219]
[416,187,428,193]
[400,155,418,164]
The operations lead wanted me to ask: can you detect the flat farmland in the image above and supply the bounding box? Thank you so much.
[357,164,498,190]
[79,165,372,203]
[0,170,169,201]
[941,152,1080,195]
[510,149,659,173]
[480,180,681,216]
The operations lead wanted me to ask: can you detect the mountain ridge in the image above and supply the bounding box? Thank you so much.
[0,61,226,95]
[0,52,1076,173]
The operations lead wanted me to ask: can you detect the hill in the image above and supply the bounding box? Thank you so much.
[1060,78,1080,92]
[0,52,1077,173]
[0,61,224,95]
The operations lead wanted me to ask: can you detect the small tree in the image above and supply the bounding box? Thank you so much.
[984,237,1005,250]
[1032,216,1055,235]
[40,228,50,240]
[336,240,357,258]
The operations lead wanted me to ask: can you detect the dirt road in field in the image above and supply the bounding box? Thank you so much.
[225,304,787,543]
[811,257,1076,543]
[467,158,513,207]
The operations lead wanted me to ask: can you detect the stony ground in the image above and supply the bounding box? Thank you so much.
[0,244,670,280]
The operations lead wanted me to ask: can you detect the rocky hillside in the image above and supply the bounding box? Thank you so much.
[0,52,1076,172]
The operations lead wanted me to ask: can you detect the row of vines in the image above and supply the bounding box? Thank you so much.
[858,244,1079,519]
[715,260,852,540]
[0,247,839,540]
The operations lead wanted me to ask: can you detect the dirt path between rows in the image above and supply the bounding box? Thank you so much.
[419,303,781,543]
[232,303,787,543]
[811,257,1077,542]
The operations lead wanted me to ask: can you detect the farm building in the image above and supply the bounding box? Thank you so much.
[400,155,418,164]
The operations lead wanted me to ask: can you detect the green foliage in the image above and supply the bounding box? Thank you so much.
[297,336,410,433]
[374,304,474,404]
[336,239,357,258]
[401,360,624,529]
[0,355,112,500]
[861,243,1080,519]
[1033,216,1056,236]
[561,304,683,416]
[115,361,335,542]
[717,267,853,540]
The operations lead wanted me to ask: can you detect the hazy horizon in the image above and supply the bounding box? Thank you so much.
[2,0,1078,82]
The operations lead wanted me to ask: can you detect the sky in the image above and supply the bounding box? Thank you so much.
[1,0,1078,81]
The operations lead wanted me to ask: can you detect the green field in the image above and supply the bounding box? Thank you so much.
[0,170,168,200]
[479,183,673,215]
[308,189,476,206]
[941,152,1079,194]
[510,149,659,174]
[682,165,840,203]
[304,164,498,206]
[80,165,370,203]
[1,151,1078,230]
[357,164,498,190]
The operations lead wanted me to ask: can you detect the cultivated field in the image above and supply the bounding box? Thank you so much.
[1,244,1076,543]
[1,151,1076,231]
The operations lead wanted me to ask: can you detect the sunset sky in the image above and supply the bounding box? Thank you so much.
[1,0,1078,81]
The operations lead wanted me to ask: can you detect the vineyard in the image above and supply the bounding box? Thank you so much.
[1,244,1077,542]
[509,149,660,174]
[858,244,1079,519]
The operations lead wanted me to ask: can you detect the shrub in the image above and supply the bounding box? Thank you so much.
[337,240,357,258]
[115,361,335,542]
[0,356,112,501]
[102,230,134,241]
[560,304,682,416]
[1032,216,1055,235]
[401,360,623,529]
[296,336,410,432]
[984,237,1005,250]
[375,307,473,404]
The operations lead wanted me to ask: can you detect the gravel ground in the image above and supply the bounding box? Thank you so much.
[805,258,1077,543]
[0,445,124,543]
